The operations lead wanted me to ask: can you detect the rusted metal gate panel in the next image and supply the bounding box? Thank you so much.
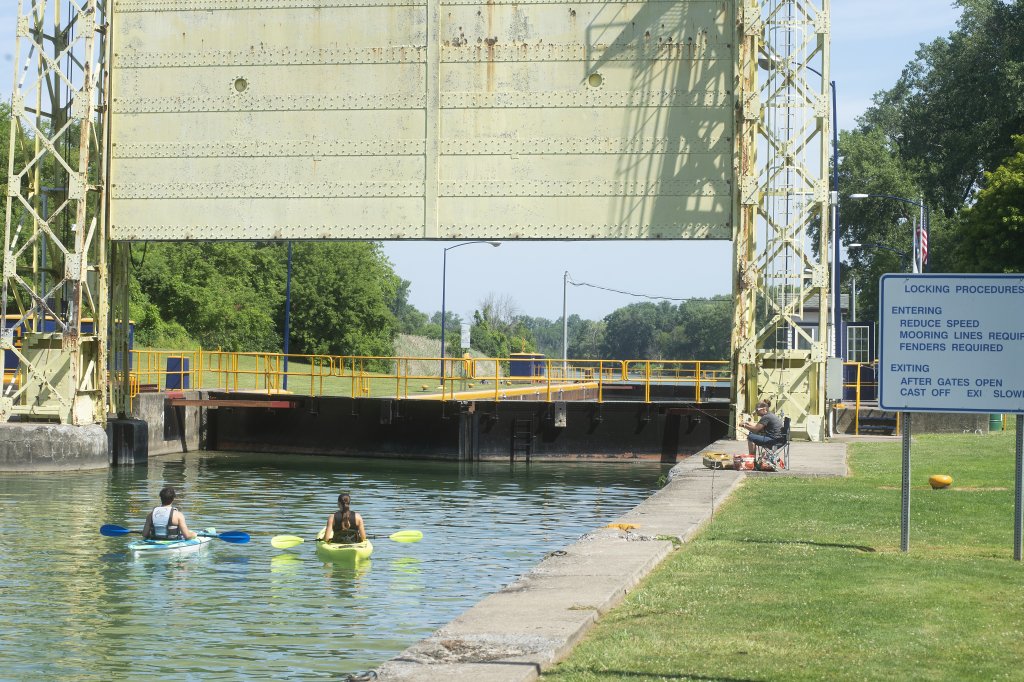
[108,0,737,240]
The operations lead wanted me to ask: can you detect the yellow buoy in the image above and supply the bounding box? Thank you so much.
[929,474,953,489]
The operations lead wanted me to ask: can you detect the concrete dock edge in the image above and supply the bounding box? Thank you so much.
[375,439,847,681]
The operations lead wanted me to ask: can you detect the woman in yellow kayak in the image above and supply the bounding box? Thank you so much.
[324,492,367,544]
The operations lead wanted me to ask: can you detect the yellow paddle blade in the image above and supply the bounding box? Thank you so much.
[388,530,423,543]
[271,535,305,549]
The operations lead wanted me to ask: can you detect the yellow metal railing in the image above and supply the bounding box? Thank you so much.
[841,361,900,436]
[127,350,732,406]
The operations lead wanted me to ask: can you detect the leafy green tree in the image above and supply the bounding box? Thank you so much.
[132,242,283,352]
[660,298,732,360]
[470,311,510,358]
[953,135,1024,273]
[391,279,431,336]
[469,294,535,358]
[428,310,463,350]
[567,316,605,358]
[519,314,565,358]
[128,276,194,349]
[875,0,1024,217]
[836,127,924,321]
[602,303,660,359]
[288,242,399,359]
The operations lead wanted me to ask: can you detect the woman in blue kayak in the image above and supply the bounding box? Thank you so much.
[142,486,197,540]
[324,492,366,544]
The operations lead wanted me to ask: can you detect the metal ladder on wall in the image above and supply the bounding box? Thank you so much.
[510,417,533,464]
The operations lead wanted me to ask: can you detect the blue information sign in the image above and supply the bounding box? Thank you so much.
[879,274,1024,413]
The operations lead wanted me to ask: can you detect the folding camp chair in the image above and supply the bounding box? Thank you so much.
[755,416,790,471]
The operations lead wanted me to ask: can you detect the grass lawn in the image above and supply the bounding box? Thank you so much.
[544,430,1024,681]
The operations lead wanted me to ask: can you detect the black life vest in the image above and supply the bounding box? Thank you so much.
[331,510,359,543]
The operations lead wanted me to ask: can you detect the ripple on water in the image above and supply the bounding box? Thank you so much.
[0,452,665,679]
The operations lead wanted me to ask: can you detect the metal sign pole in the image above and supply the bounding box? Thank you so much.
[901,411,911,553]
[1015,414,1023,561]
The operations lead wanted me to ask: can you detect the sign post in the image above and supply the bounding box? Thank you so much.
[1017,415,1023,561]
[879,274,1024,556]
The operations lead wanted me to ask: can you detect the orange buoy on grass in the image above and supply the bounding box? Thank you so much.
[929,474,953,489]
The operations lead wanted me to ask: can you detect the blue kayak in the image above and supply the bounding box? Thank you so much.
[128,528,216,556]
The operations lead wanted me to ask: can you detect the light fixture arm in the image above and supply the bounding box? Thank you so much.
[440,241,501,389]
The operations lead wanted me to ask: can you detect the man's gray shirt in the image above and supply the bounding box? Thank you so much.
[758,412,784,440]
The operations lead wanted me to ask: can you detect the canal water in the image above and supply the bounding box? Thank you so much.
[0,451,666,680]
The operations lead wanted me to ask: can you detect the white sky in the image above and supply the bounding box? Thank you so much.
[0,2,965,321]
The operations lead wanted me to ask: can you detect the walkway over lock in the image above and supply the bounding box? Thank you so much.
[129,350,732,405]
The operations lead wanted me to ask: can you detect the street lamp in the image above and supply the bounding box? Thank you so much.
[849,193,929,274]
[283,241,292,390]
[848,242,912,270]
[562,271,571,374]
[440,241,501,386]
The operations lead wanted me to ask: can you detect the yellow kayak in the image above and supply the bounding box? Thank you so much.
[315,529,373,562]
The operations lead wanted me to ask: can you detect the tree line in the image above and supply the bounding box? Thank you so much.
[839,0,1024,321]
[127,240,733,362]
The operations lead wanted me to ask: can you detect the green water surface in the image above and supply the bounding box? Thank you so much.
[0,452,665,680]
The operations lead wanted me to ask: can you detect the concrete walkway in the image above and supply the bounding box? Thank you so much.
[375,439,849,681]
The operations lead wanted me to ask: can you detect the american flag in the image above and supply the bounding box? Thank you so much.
[918,224,929,268]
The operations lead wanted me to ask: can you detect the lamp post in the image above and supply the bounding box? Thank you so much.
[829,80,841,358]
[562,271,570,375]
[848,242,911,267]
[283,241,292,390]
[849,193,929,274]
[440,241,500,387]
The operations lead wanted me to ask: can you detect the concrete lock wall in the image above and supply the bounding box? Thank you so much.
[208,395,729,461]
[0,423,108,472]
[210,396,464,459]
[131,392,205,457]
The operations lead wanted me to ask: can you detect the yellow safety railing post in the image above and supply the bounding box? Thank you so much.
[696,361,703,403]
[545,359,552,402]
[855,362,862,435]
[645,361,651,403]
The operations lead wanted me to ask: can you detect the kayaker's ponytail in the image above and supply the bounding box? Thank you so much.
[338,492,352,530]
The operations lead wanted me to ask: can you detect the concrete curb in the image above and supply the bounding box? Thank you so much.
[375,439,847,681]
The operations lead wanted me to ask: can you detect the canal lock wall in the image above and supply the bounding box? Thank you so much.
[206,395,729,462]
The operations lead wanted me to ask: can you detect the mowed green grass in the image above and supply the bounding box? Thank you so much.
[544,430,1024,681]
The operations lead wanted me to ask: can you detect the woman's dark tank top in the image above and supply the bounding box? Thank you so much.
[331,510,360,543]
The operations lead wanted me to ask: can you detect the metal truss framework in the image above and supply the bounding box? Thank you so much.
[2,0,830,435]
[2,0,113,424]
[733,0,830,440]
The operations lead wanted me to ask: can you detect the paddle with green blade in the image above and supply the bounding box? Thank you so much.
[100,524,251,544]
[271,529,422,549]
